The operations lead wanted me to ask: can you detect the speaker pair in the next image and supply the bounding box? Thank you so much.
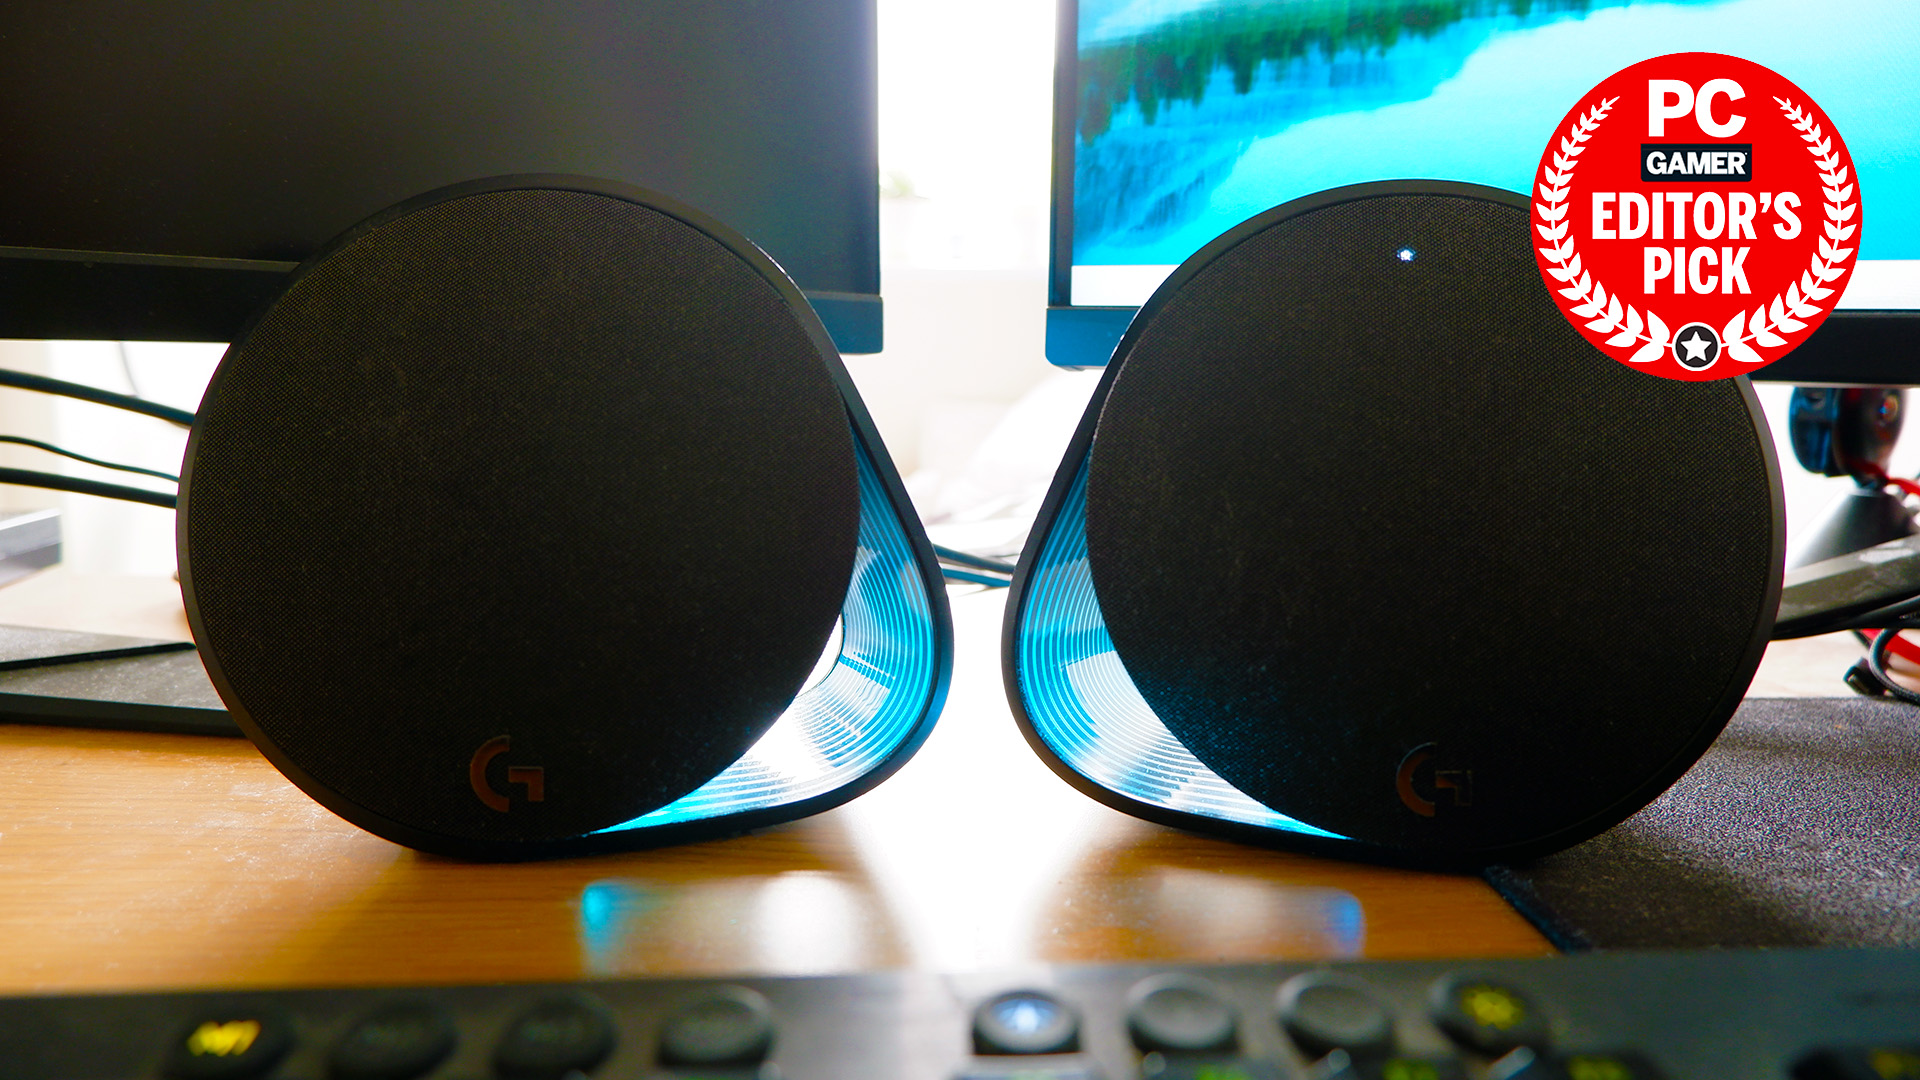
[1003,181,1783,865]
[185,176,1781,867]
[180,176,950,859]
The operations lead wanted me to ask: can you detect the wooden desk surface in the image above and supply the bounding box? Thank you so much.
[0,569,1557,994]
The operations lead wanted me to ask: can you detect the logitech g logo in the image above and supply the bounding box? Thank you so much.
[469,735,545,813]
[1396,742,1474,818]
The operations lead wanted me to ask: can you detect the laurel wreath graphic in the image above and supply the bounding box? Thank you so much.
[1533,95,1857,364]
[1534,97,1670,362]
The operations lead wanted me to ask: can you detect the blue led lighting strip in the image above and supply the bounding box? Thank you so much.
[602,440,938,833]
[1015,461,1340,839]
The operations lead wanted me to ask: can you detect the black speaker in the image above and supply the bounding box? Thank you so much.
[180,176,951,859]
[1004,181,1783,864]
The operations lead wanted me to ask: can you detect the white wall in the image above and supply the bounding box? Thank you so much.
[0,340,217,576]
[0,340,60,514]
[843,0,1061,488]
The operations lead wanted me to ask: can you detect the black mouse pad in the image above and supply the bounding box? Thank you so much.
[0,623,194,670]
[1486,697,1920,949]
[0,625,234,736]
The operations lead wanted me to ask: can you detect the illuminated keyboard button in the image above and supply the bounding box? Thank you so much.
[1140,1053,1284,1079]
[1313,1049,1467,1080]
[492,993,616,1079]
[1487,1047,1668,1080]
[956,1060,1105,1068]
[162,1010,294,1080]
[1793,1045,1920,1080]
[1127,975,1238,1053]
[972,989,1080,1055]
[330,1001,457,1080]
[1427,975,1549,1057]
[1278,973,1393,1059]
[657,986,776,1067]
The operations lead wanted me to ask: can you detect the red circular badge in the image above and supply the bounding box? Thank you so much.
[1533,53,1859,380]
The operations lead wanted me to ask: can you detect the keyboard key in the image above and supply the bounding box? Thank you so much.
[1428,976,1549,1057]
[1140,1052,1283,1079]
[163,1009,294,1080]
[1279,973,1394,1059]
[1127,975,1238,1053]
[1794,1045,1920,1080]
[1489,1047,1667,1080]
[492,993,616,1080]
[657,986,776,1067]
[956,1060,1105,1068]
[1312,1049,1466,1080]
[330,1001,456,1080]
[973,990,1080,1055]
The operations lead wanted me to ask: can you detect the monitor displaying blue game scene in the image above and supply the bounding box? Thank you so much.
[1048,0,1920,370]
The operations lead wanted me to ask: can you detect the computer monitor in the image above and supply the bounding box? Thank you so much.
[0,2,881,353]
[1046,0,1920,382]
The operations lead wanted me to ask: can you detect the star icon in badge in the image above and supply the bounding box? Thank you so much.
[1671,323,1722,371]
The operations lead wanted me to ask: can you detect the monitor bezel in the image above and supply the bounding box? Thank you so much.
[0,3,884,355]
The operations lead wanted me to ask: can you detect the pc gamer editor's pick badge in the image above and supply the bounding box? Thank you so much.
[1533,53,1859,380]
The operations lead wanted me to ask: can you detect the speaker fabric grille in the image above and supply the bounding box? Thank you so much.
[1077,187,1780,855]
[181,185,860,845]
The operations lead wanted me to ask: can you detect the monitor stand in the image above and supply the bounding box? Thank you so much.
[1790,484,1918,568]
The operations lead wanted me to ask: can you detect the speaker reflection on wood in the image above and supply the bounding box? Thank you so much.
[1004,181,1782,865]
[179,176,950,860]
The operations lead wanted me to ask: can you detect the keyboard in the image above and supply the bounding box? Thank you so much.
[1,949,1915,1079]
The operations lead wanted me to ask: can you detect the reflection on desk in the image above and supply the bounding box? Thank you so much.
[0,572,1550,994]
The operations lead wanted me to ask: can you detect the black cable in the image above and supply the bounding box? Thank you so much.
[1775,583,1920,639]
[0,435,179,483]
[1783,590,1920,639]
[932,543,1016,574]
[1855,591,1920,627]
[0,468,176,508]
[1866,623,1920,706]
[940,567,1010,589]
[0,368,195,427]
